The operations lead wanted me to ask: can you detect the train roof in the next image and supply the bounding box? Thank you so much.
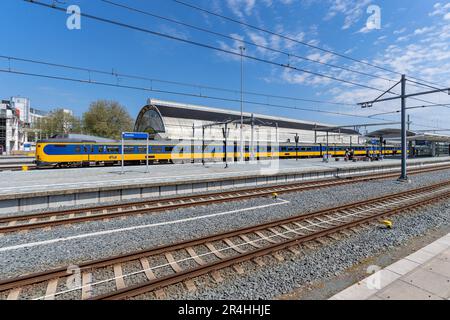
[38,134,118,144]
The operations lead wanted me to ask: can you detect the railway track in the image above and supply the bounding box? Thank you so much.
[1,163,450,235]
[1,163,450,234]
[0,164,36,171]
[1,181,450,300]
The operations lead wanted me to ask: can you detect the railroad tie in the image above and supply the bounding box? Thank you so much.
[186,247,206,265]
[272,252,284,262]
[287,246,300,255]
[165,253,183,273]
[328,234,341,241]
[292,222,316,233]
[223,238,246,254]
[113,264,126,290]
[44,278,59,300]
[205,242,227,259]
[210,270,224,283]
[165,252,197,291]
[7,220,17,227]
[81,273,92,300]
[268,227,291,240]
[280,225,303,236]
[43,216,56,231]
[239,235,261,248]
[253,257,266,267]
[316,238,329,245]
[140,257,166,299]
[6,287,21,300]
[254,231,277,244]
[233,264,245,275]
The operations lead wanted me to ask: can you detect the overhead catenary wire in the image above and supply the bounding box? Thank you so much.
[407,78,450,95]
[172,0,446,90]
[23,0,408,96]
[25,0,447,108]
[0,54,354,107]
[100,0,397,84]
[1,67,448,131]
[16,0,450,131]
[0,67,381,120]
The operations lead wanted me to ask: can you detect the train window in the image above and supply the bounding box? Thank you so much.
[267,146,272,152]
[245,147,249,152]
[74,146,81,153]
[107,146,120,153]
[138,147,147,153]
[124,146,135,154]
[165,146,174,152]
[83,146,89,153]
[98,146,106,153]
[152,146,163,153]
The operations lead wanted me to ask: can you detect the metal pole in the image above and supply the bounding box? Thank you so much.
[239,46,245,162]
[223,123,228,168]
[326,131,329,163]
[250,113,254,161]
[202,126,205,166]
[399,74,408,181]
[121,134,124,175]
[146,134,149,173]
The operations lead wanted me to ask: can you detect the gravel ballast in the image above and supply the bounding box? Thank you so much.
[0,169,449,299]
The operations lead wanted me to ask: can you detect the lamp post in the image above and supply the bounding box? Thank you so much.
[239,46,245,162]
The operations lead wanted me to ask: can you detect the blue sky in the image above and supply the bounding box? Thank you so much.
[1,0,449,131]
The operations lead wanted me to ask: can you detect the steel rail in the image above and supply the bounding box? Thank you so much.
[97,188,450,300]
[1,180,449,297]
[1,163,449,234]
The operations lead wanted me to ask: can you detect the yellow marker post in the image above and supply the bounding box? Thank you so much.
[22,165,28,172]
[382,220,393,229]
[272,192,278,199]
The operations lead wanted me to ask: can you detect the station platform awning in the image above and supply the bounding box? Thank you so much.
[411,133,450,143]
[366,128,450,143]
[365,128,416,139]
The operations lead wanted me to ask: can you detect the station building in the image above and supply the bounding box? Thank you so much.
[0,97,48,155]
[134,99,362,145]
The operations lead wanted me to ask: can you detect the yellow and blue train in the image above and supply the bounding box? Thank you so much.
[36,139,401,167]
[35,137,401,168]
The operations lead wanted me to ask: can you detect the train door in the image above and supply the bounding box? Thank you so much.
[83,144,92,165]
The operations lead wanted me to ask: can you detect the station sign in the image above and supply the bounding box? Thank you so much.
[122,132,149,140]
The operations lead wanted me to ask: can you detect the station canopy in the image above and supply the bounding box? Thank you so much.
[366,128,450,142]
[366,128,416,139]
[134,99,360,137]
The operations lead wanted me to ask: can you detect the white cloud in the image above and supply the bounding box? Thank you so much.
[429,2,450,16]
[393,27,407,35]
[324,0,372,30]
[414,26,435,35]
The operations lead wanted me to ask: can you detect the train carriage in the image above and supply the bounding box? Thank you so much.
[35,136,402,168]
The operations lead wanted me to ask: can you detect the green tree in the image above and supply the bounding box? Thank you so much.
[82,100,134,139]
[33,109,81,138]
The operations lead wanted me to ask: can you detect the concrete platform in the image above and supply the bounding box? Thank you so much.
[330,233,450,300]
[0,156,449,214]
